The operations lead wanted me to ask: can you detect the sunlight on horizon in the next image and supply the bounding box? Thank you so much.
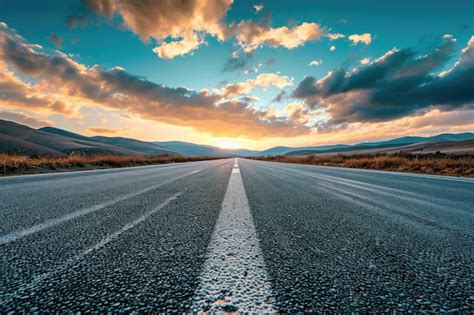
[213,138,242,150]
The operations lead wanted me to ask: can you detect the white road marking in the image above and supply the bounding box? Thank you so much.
[192,158,275,312]
[14,193,182,293]
[76,192,182,258]
[0,170,201,245]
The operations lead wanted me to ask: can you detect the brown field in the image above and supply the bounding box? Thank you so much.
[0,154,221,176]
[250,153,474,177]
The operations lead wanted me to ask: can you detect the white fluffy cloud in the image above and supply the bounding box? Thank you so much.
[348,33,372,45]
[309,59,323,66]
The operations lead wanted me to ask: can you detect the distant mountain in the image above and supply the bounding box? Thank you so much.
[285,133,474,156]
[154,141,352,157]
[259,144,350,156]
[1,119,473,157]
[155,141,259,157]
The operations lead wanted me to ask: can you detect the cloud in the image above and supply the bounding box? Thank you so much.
[0,111,52,128]
[233,21,324,52]
[0,65,76,115]
[254,4,263,12]
[285,103,310,124]
[152,31,204,59]
[222,50,253,72]
[86,0,232,59]
[87,127,130,134]
[81,1,326,58]
[292,35,474,125]
[66,14,89,28]
[348,33,372,45]
[271,90,287,103]
[359,57,371,65]
[220,73,293,98]
[309,59,323,66]
[303,108,474,146]
[49,33,63,49]
[0,23,309,138]
[329,45,336,52]
[326,33,345,40]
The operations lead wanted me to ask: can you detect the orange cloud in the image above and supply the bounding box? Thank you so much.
[348,33,372,45]
[253,4,263,12]
[285,103,310,124]
[221,73,293,98]
[0,66,76,116]
[87,0,233,58]
[0,111,52,128]
[85,1,326,58]
[326,33,345,40]
[234,21,324,52]
[0,23,309,139]
[152,32,204,59]
[87,127,130,134]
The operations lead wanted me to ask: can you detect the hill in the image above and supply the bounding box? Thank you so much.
[39,127,178,156]
[0,120,136,156]
[1,119,473,157]
[285,133,474,156]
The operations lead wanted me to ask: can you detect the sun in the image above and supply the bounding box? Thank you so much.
[214,138,242,150]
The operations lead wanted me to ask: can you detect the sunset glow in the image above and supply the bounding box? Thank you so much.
[0,1,473,150]
[214,139,242,150]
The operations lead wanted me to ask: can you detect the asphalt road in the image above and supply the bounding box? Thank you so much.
[1,158,473,312]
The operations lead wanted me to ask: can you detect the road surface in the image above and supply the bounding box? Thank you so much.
[1,158,473,312]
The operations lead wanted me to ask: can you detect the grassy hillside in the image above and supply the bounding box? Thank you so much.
[0,154,220,176]
[251,153,474,177]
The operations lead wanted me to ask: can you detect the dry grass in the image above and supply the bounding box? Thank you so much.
[0,153,221,176]
[250,153,474,177]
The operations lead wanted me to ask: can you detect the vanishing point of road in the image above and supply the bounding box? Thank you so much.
[1,158,473,312]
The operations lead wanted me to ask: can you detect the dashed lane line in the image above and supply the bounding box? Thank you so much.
[0,170,201,245]
[10,192,182,295]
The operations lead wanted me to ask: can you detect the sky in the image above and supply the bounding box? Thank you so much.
[0,0,473,150]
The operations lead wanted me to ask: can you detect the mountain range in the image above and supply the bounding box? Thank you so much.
[1,119,473,157]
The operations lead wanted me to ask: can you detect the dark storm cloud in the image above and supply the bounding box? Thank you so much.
[292,35,474,124]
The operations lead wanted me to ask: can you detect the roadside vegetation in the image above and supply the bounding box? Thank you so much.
[250,153,474,177]
[0,154,220,176]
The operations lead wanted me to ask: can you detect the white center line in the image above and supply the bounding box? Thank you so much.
[192,158,275,313]
[0,170,202,245]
